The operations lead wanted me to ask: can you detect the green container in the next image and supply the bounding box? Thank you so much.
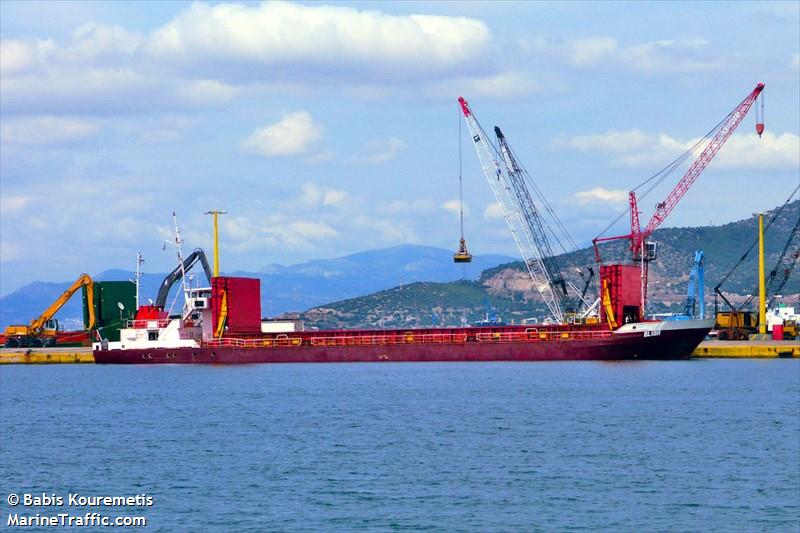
[82,281,136,342]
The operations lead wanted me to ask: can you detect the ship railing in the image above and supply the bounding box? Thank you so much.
[126,319,171,329]
[202,328,612,349]
[204,336,303,348]
[309,332,469,347]
[475,329,612,343]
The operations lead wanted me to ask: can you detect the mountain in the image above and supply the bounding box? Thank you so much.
[304,280,545,330]
[304,200,799,329]
[2,201,796,331]
[0,245,514,329]
[248,245,513,316]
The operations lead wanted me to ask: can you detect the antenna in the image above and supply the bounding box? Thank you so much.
[134,251,144,310]
[164,212,191,318]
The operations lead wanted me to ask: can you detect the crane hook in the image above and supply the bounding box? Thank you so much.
[755,92,765,138]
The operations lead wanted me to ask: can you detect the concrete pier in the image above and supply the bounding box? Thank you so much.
[692,340,799,358]
[0,347,94,364]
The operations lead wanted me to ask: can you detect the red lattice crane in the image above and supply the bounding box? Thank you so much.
[631,82,765,256]
[594,82,765,325]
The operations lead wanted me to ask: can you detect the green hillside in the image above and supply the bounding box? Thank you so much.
[304,280,549,330]
[304,200,799,329]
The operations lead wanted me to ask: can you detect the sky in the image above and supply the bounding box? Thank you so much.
[1,0,798,296]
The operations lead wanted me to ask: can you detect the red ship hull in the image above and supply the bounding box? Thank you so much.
[93,322,711,364]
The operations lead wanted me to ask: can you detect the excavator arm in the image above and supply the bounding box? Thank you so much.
[155,249,213,309]
[30,273,95,333]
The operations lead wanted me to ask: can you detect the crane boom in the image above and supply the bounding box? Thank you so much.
[495,126,568,302]
[155,248,213,309]
[594,83,765,320]
[634,83,765,252]
[31,273,95,333]
[767,215,800,307]
[4,273,96,348]
[459,96,564,322]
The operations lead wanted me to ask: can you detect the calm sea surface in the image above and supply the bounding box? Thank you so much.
[1,359,798,532]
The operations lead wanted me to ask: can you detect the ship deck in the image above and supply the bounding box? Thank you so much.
[203,324,614,350]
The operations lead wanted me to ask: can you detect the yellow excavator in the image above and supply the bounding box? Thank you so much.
[3,274,96,348]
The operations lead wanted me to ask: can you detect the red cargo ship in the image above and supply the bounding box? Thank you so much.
[93,322,712,364]
[94,84,765,364]
[93,274,713,364]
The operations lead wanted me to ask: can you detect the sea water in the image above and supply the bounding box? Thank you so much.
[1,359,798,531]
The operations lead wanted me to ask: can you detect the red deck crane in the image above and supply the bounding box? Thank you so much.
[593,83,765,326]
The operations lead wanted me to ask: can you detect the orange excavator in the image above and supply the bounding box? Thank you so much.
[3,274,96,348]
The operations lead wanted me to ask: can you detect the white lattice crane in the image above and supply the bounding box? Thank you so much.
[458,97,593,323]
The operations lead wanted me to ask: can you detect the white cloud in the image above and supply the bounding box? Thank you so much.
[3,67,160,115]
[146,1,490,82]
[714,132,800,170]
[351,214,421,244]
[0,3,506,117]
[530,36,723,75]
[614,131,800,170]
[240,112,323,158]
[0,39,49,75]
[1,24,234,117]
[1,116,101,145]
[441,199,470,216]
[483,202,504,219]
[295,183,349,209]
[422,71,556,100]
[350,137,406,164]
[554,128,799,171]
[287,220,338,240]
[573,187,629,205]
[64,23,143,64]
[620,38,719,74]
[379,199,437,215]
[458,72,545,99]
[569,37,617,67]
[552,129,651,152]
[220,215,339,253]
[175,79,237,107]
[0,195,31,215]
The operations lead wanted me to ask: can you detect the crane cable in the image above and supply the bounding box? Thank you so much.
[458,108,466,241]
[596,109,734,239]
[464,111,583,265]
[491,124,597,300]
[715,185,800,311]
[500,134,580,255]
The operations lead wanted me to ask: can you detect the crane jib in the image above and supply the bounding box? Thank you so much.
[637,83,766,247]
[459,96,593,323]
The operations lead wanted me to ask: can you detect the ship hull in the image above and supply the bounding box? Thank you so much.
[94,321,712,364]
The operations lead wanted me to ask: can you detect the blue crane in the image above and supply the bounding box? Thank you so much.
[685,250,705,319]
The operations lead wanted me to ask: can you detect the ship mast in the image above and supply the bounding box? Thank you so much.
[134,251,144,310]
[163,212,191,318]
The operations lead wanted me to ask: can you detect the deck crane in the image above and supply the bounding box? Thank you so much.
[766,215,800,308]
[715,188,800,314]
[458,97,593,323]
[593,83,765,324]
